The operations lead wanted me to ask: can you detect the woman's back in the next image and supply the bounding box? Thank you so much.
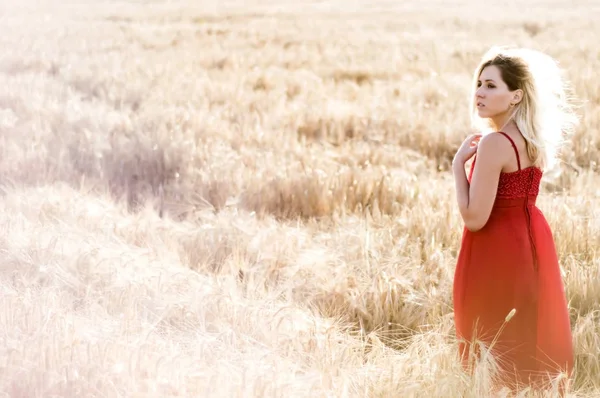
[468,132,542,200]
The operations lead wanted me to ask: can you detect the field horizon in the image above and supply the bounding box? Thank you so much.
[1,0,599,397]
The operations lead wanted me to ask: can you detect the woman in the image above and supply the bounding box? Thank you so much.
[452,46,578,391]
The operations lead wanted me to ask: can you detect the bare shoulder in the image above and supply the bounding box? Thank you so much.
[479,131,513,148]
[475,132,512,167]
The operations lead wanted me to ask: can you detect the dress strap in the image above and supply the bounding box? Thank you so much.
[497,132,521,171]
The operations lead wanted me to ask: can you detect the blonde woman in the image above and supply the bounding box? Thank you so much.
[452,46,577,391]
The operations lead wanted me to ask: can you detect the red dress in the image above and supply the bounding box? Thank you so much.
[453,132,574,389]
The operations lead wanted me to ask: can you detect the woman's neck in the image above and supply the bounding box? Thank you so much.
[491,109,518,132]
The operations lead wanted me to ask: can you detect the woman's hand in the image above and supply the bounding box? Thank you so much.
[453,133,482,166]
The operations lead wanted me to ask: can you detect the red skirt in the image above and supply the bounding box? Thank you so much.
[453,195,573,388]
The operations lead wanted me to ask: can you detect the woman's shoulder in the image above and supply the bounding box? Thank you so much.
[478,131,515,152]
[474,132,517,169]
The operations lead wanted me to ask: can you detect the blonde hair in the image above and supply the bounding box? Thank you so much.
[469,46,579,171]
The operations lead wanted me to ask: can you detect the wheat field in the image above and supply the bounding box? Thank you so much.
[1,0,599,397]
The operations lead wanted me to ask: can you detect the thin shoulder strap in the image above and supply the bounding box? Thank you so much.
[497,131,521,171]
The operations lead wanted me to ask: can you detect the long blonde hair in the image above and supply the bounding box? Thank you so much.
[469,46,579,171]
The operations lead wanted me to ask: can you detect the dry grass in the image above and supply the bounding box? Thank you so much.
[1,0,599,396]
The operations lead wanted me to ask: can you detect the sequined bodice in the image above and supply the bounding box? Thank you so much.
[467,131,543,200]
[496,167,542,198]
[469,159,543,199]
[469,162,543,199]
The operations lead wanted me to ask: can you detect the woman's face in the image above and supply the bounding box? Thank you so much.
[474,65,516,120]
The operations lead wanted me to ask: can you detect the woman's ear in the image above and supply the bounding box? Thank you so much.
[512,89,524,105]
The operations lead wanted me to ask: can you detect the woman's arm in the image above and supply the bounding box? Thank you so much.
[452,161,472,222]
[452,133,506,232]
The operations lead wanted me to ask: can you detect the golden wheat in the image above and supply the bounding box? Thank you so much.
[0,0,599,396]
